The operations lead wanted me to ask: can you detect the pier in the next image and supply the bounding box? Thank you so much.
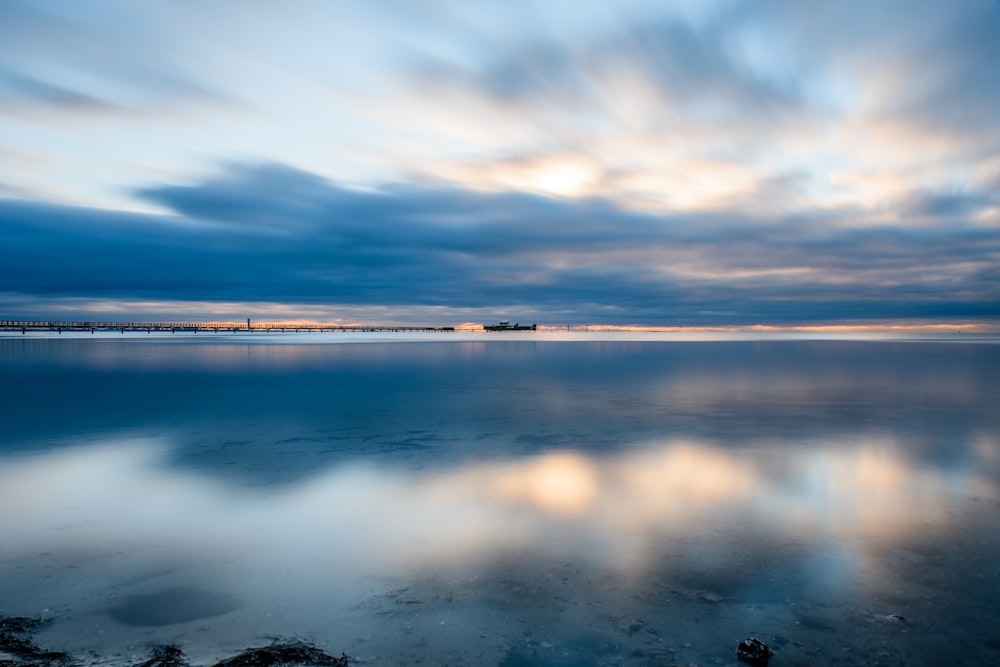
[0,320,456,334]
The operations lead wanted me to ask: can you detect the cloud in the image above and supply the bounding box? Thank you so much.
[0,1,998,325]
[392,1,1000,213]
[411,11,803,119]
[742,0,1000,149]
[2,1,998,217]
[2,162,998,325]
[0,72,116,110]
[900,189,997,220]
[0,1,232,117]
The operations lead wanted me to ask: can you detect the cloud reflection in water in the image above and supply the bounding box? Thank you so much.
[1,436,991,586]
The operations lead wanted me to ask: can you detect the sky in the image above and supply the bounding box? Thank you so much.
[1,0,998,328]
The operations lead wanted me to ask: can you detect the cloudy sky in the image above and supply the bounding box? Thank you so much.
[2,0,998,327]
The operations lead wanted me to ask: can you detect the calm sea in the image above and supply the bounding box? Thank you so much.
[1,332,999,665]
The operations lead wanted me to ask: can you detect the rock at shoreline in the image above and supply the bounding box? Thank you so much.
[1,617,348,667]
[134,645,190,667]
[209,643,349,667]
[0,617,70,666]
[134,643,351,667]
[736,637,774,666]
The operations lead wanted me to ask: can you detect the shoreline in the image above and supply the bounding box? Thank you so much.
[1,617,351,667]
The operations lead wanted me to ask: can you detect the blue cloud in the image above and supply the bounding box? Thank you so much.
[0,1,230,115]
[2,163,998,325]
[411,15,804,126]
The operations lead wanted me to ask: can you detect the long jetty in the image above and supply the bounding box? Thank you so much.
[0,320,456,334]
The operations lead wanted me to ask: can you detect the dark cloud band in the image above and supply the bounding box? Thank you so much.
[2,163,997,325]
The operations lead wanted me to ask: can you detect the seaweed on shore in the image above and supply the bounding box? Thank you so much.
[134,645,189,667]
[0,617,70,667]
[208,643,349,667]
[1,618,348,667]
[132,643,349,667]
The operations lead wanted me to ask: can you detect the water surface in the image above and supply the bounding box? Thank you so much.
[1,333,998,665]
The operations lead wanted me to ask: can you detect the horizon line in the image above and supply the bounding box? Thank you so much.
[3,319,999,335]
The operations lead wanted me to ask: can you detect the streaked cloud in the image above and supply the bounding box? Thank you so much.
[2,162,997,325]
[1,0,998,325]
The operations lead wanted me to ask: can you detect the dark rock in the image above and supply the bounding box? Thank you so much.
[0,617,70,666]
[736,637,774,666]
[0,618,349,667]
[134,645,190,667]
[209,642,349,667]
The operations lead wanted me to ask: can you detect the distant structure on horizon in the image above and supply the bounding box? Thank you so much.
[483,320,537,331]
[1,320,456,334]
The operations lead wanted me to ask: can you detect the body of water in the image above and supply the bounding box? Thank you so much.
[1,332,999,665]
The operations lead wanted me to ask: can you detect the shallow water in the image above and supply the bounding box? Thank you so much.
[1,333,999,665]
